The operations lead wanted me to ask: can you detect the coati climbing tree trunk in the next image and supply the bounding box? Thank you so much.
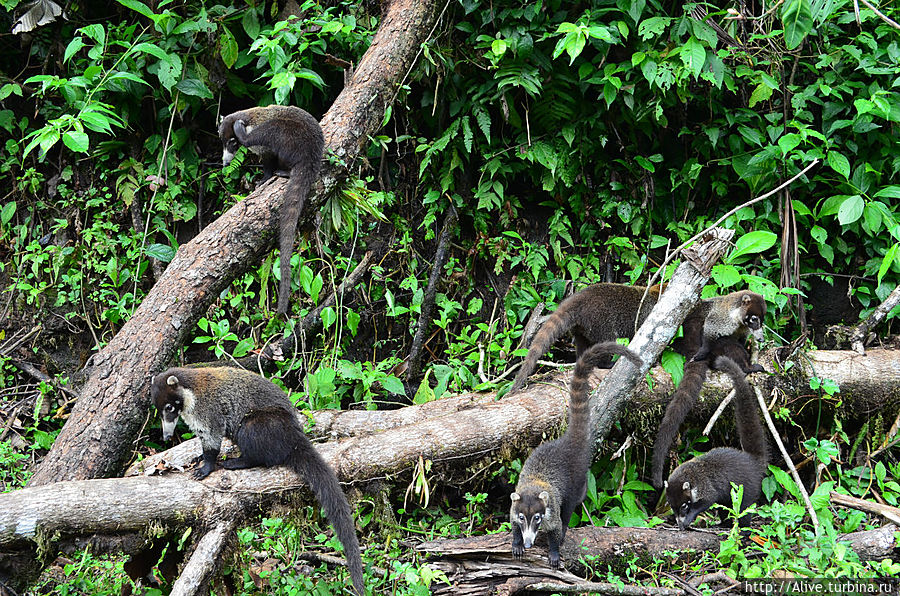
[28,0,442,486]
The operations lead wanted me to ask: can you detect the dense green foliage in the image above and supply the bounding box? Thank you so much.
[2,0,900,591]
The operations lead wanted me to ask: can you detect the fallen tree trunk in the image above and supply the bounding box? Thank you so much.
[4,347,900,587]
[29,0,442,487]
[416,524,899,595]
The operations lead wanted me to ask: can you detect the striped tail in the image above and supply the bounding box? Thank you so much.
[565,342,641,446]
[714,355,768,464]
[509,308,576,394]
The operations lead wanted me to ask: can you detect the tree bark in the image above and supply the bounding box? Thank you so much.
[415,524,898,595]
[4,349,900,587]
[29,0,442,487]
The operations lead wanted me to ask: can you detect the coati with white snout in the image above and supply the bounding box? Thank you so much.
[651,335,764,488]
[219,105,325,314]
[151,366,364,595]
[664,354,768,530]
[510,342,641,568]
[691,291,766,363]
[508,283,765,395]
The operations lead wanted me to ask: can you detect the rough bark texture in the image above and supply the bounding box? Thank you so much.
[28,0,441,487]
[4,349,900,587]
[416,525,898,595]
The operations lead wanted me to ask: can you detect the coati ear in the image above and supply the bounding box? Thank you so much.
[166,375,180,387]
[682,481,690,491]
[538,491,550,507]
[742,294,752,304]
[510,493,520,502]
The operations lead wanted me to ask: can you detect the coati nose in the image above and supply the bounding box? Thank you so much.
[523,537,533,548]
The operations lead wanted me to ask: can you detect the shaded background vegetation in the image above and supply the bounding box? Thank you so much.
[2,0,900,591]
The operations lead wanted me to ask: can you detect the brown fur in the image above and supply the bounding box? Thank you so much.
[664,354,767,529]
[219,105,324,314]
[651,336,764,487]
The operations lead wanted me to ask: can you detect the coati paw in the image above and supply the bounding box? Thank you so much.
[511,545,524,559]
[548,554,561,569]
[192,462,215,480]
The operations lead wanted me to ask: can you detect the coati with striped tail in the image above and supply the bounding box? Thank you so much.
[219,105,324,314]
[651,336,764,488]
[511,342,641,568]
[151,367,364,595]
[664,354,768,530]
[508,283,765,395]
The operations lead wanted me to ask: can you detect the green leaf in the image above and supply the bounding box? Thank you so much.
[827,151,850,179]
[381,376,405,396]
[727,231,777,262]
[777,133,801,156]
[320,306,336,330]
[680,36,706,79]
[770,466,799,497]
[116,0,155,19]
[146,243,176,262]
[782,0,813,50]
[878,243,899,285]
[346,309,360,336]
[710,264,743,288]
[175,78,213,99]
[241,10,260,40]
[748,83,774,108]
[219,27,239,69]
[64,38,86,64]
[232,338,254,358]
[638,16,670,40]
[62,130,89,153]
[837,195,864,225]
[0,201,15,226]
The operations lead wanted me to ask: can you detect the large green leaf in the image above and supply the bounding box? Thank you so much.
[726,231,778,263]
[782,0,813,50]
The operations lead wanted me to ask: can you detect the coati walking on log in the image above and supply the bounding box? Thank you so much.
[510,342,641,568]
[151,366,364,595]
[508,283,766,395]
[664,354,768,530]
[219,105,325,314]
[651,336,764,487]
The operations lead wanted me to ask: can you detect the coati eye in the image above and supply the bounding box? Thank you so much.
[680,503,690,514]
[164,404,175,413]
[534,514,542,525]
[518,513,525,522]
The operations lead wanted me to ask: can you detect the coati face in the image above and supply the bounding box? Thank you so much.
[732,292,766,340]
[664,479,704,530]
[510,490,550,548]
[220,128,241,167]
[150,373,193,442]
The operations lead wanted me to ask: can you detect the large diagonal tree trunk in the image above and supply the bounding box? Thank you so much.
[29,0,442,486]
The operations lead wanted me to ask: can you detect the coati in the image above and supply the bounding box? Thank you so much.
[651,336,764,488]
[219,105,325,314]
[510,342,641,568]
[508,283,765,395]
[664,354,768,530]
[151,366,364,595]
[691,291,766,363]
[508,284,684,394]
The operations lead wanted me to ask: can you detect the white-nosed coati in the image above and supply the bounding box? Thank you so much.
[664,354,768,530]
[151,367,364,595]
[508,284,766,395]
[651,336,764,488]
[510,342,641,568]
[691,291,766,363]
[219,105,325,315]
